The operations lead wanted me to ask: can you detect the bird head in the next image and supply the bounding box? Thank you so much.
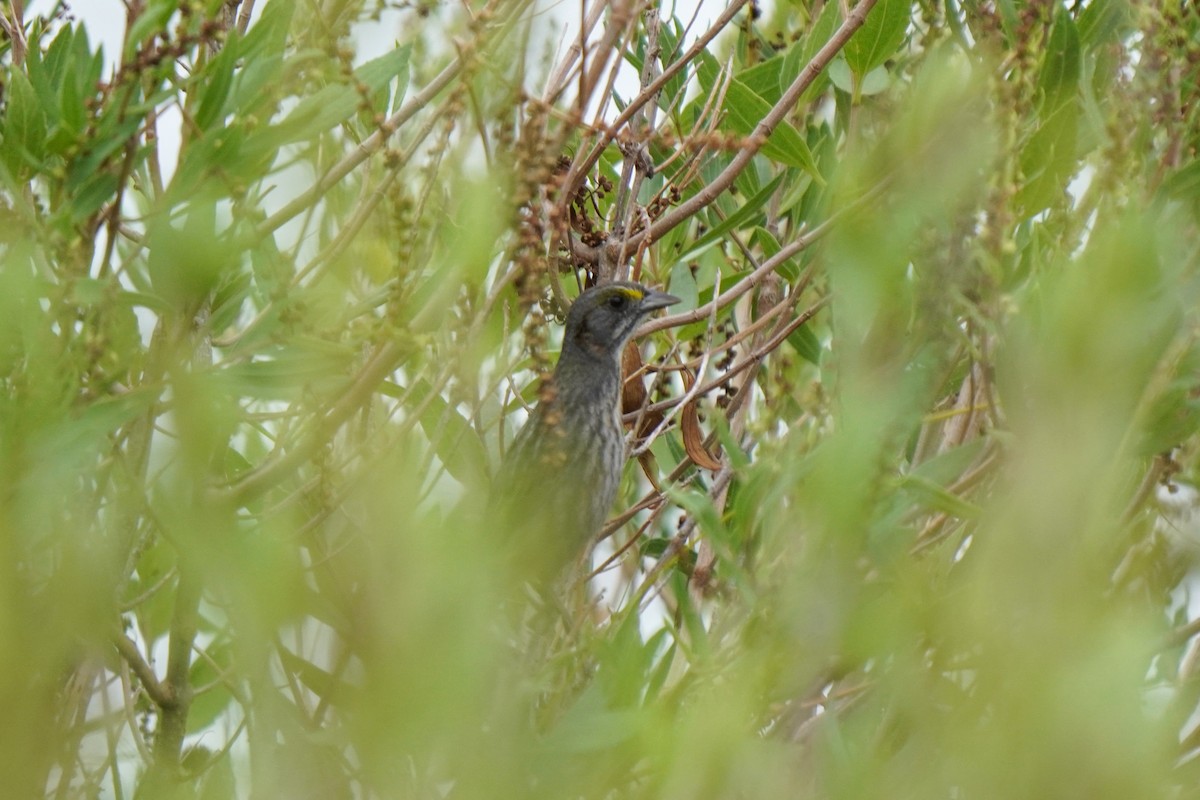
[563,282,680,360]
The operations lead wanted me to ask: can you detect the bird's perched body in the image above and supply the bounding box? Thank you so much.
[491,282,679,577]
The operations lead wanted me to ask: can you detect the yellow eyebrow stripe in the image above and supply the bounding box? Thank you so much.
[613,287,644,301]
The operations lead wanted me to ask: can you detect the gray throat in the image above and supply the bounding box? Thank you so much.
[554,338,624,423]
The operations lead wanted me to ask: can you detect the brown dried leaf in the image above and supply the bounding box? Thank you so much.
[637,451,663,493]
[681,369,722,471]
[621,342,647,415]
[623,341,666,438]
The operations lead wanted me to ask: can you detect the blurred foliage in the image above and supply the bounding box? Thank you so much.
[2,0,1200,797]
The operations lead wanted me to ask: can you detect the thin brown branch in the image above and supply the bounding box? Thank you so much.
[626,296,829,422]
[236,0,256,35]
[543,0,610,104]
[0,2,27,65]
[112,633,173,709]
[631,0,881,253]
[637,216,826,337]
[560,0,753,202]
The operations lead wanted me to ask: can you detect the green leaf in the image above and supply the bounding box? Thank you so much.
[787,322,822,365]
[69,171,120,222]
[187,643,236,733]
[909,439,985,484]
[844,0,911,75]
[994,0,1019,41]
[218,341,354,400]
[76,26,105,92]
[784,0,842,102]
[115,289,176,315]
[237,0,295,61]
[542,683,640,754]
[146,196,240,307]
[695,53,821,178]
[739,54,786,105]
[1078,0,1130,46]
[598,613,657,706]
[641,634,676,704]
[131,542,177,644]
[668,261,700,311]
[678,172,786,262]
[41,32,106,153]
[69,278,108,307]
[411,380,490,492]
[899,473,982,519]
[751,225,800,281]
[1016,97,1079,216]
[2,71,48,174]
[1161,160,1200,201]
[58,58,87,138]
[229,2,293,115]
[277,644,349,702]
[276,45,412,144]
[656,17,689,111]
[172,123,280,200]
[828,58,893,96]
[198,752,237,800]
[47,393,155,460]
[669,485,743,558]
[194,37,240,131]
[137,593,176,650]
[672,568,713,649]
[65,111,141,190]
[42,24,77,91]
[23,37,62,134]
[1038,10,1081,111]
[713,413,750,471]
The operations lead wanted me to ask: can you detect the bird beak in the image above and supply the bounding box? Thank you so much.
[641,290,681,313]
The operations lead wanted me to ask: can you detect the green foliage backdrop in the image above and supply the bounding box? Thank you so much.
[1,0,1200,796]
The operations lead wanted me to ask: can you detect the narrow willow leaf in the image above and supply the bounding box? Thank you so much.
[411,380,491,492]
[1038,10,1081,111]
[787,323,822,365]
[678,172,785,262]
[276,45,412,144]
[695,53,821,178]
[899,473,982,519]
[844,0,911,76]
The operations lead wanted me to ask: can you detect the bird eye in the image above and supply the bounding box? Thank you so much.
[607,294,627,310]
